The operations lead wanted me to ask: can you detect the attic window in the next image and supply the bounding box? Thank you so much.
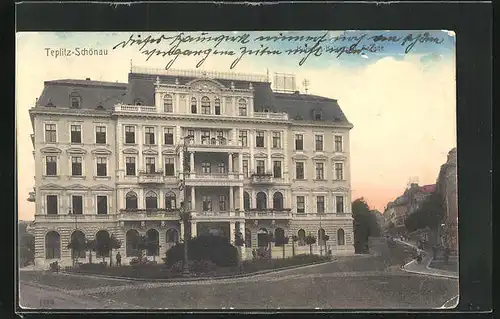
[46,101,55,108]
[134,99,143,106]
[313,110,323,120]
[96,105,104,110]
[70,93,82,109]
[263,108,269,113]
[294,115,303,120]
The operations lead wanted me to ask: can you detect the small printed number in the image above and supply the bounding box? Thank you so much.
[40,299,54,307]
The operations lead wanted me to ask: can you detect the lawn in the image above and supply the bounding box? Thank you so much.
[428,259,458,273]
[66,254,331,280]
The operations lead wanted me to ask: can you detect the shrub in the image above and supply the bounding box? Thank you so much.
[163,235,239,267]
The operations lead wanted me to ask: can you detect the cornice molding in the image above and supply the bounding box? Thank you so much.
[40,146,62,154]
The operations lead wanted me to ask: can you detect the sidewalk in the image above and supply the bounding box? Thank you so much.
[394,239,458,279]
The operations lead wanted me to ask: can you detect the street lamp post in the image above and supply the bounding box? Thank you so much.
[179,136,191,277]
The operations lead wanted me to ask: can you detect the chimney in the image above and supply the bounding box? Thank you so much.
[86,78,91,81]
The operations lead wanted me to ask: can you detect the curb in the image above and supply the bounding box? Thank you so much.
[60,259,333,283]
[403,258,458,279]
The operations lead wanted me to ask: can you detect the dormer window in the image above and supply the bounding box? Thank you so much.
[134,99,143,106]
[96,105,104,110]
[238,99,247,116]
[70,93,81,109]
[313,110,323,120]
[46,101,55,108]
[164,94,173,113]
[263,108,269,113]
[214,98,221,115]
[201,96,211,114]
[191,97,197,114]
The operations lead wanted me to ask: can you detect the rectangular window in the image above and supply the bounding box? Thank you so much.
[125,126,135,144]
[46,195,58,215]
[95,126,106,144]
[296,196,305,213]
[202,196,212,211]
[295,134,303,150]
[215,99,221,115]
[145,127,155,145]
[164,128,174,145]
[202,162,211,174]
[317,196,325,214]
[256,131,265,148]
[165,158,175,176]
[256,160,265,175]
[202,104,211,114]
[239,130,248,147]
[272,132,281,149]
[45,124,57,143]
[71,157,82,176]
[273,161,282,178]
[201,130,210,144]
[125,157,136,176]
[315,135,323,151]
[316,162,324,180]
[334,135,343,152]
[145,157,156,174]
[96,157,107,176]
[295,162,304,180]
[187,129,195,138]
[242,160,249,178]
[336,196,344,213]
[218,162,226,174]
[97,196,107,215]
[219,195,227,211]
[72,195,83,215]
[46,156,57,176]
[70,125,82,144]
[335,163,344,180]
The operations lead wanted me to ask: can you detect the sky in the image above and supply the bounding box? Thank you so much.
[16,31,457,220]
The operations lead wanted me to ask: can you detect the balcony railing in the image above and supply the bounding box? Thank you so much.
[183,137,243,148]
[35,214,116,221]
[185,172,242,180]
[253,112,289,120]
[138,170,165,184]
[250,173,274,184]
[119,208,181,220]
[244,208,293,219]
[114,104,156,113]
[195,211,243,218]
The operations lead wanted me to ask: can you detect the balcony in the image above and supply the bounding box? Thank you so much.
[191,210,244,221]
[253,112,289,121]
[114,104,156,113]
[183,172,243,186]
[180,137,243,152]
[118,209,181,221]
[35,214,116,221]
[250,173,274,184]
[244,209,293,219]
[138,170,165,184]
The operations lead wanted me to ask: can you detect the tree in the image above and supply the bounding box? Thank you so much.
[352,198,380,254]
[66,236,85,265]
[108,234,122,267]
[19,223,35,267]
[84,239,97,264]
[275,235,289,259]
[234,231,245,269]
[291,235,299,257]
[95,236,111,264]
[305,234,317,255]
[405,191,444,233]
[266,233,275,260]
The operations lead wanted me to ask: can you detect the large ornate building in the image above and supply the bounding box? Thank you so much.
[28,67,355,268]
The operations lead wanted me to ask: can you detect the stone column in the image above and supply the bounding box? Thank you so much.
[239,186,244,210]
[179,148,184,182]
[179,222,184,240]
[267,130,272,172]
[251,190,256,209]
[158,126,163,169]
[191,222,197,238]
[228,153,233,173]
[249,130,255,172]
[238,154,243,174]
[155,89,162,111]
[230,222,236,244]
[240,220,246,248]
[191,187,196,211]
[229,186,234,211]
[137,126,143,171]
[190,152,195,174]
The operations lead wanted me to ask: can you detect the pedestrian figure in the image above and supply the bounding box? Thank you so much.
[116,252,122,266]
[252,249,256,262]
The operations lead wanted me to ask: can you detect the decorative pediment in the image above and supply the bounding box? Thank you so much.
[66,147,87,155]
[292,187,310,192]
[240,152,251,157]
[254,152,268,158]
[292,154,309,160]
[40,147,62,154]
[332,186,350,193]
[312,154,328,160]
[331,155,347,161]
[90,184,114,191]
[123,148,139,155]
[186,78,225,91]
[162,148,176,155]
[271,153,285,158]
[313,186,330,192]
[66,184,90,191]
[39,183,64,190]
[91,148,112,155]
[143,149,158,155]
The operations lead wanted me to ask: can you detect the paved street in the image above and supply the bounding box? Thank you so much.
[19,255,458,310]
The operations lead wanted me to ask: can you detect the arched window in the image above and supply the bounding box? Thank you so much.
[256,192,267,210]
[238,99,247,116]
[297,229,306,246]
[125,191,138,210]
[243,192,251,211]
[337,229,345,246]
[257,228,268,247]
[318,228,326,246]
[45,231,61,259]
[164,94,173,113]
[273,192,283,210]
[166,228,179,243]
[274,227,285,246]
[165,191,176,210]
[201,96,210,114]
[126,229,140,257]
[145,191,158,210]
[146,229,159,256]
[191,97,197,114]
[245,228,252,247]
[214,98,221,115]
[70,230,86,259]
[95,230,110,258]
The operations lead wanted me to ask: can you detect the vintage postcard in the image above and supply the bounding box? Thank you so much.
[16,30,458,310]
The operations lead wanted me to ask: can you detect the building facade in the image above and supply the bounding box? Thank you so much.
[28,67,355,269]
[437,147,458,254]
